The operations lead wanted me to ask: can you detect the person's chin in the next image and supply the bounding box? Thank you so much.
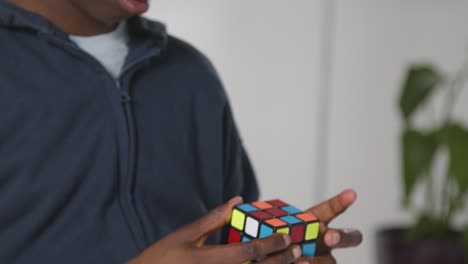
[118,0,150,15]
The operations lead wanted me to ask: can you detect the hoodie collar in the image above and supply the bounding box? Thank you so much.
[0,0,167,47]
[0,1,62,35]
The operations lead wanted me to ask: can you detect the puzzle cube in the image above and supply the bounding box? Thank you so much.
[228,199,320,258]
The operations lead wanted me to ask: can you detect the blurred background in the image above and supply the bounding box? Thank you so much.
[146,1,468,263]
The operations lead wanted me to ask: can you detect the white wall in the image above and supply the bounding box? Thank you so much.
[146,1,468,264]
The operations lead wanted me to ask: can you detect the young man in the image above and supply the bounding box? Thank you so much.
[0,0,362,263]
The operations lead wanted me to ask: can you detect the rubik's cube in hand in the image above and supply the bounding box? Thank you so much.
[228,199,320,257]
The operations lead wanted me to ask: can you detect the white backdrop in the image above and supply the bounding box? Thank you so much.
[147,1,468,264]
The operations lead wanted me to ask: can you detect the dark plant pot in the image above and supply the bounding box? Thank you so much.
[376,227,466,264]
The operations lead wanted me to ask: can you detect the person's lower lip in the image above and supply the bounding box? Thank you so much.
[121,0,149,14]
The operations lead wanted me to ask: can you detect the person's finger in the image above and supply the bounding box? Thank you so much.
[314,229,330,255]
[306,189,357,224]
[295,254,337,264]
[177,196,243,242]
[257,245,302,264]
[200,234,291,264]
[323,228,362,249]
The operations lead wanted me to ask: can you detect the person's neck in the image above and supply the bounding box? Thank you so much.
[7,0,118,35]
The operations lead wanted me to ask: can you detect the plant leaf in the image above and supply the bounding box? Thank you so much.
[399,65,443,120]
[444,123,468,194]
[401,129,439,205]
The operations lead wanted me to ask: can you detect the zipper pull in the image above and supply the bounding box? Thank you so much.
[121,91,131,103]
[116,80,131,103]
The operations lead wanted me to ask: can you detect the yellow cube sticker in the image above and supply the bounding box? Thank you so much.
[231,209,246,231]
[305,222,319,240]
[276,227,290,235]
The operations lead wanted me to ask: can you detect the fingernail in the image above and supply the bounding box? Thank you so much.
[282,234,291,245]
[342,228,359,234]
[228,196,243,205]
[342,189,357,201]
[293,246,302,258]
[328,232,340,246]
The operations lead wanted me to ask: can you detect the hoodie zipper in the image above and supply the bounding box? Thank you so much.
[117,53,162,249]
[45,35,161,251]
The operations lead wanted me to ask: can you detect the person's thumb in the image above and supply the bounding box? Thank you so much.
[178,196,243,244]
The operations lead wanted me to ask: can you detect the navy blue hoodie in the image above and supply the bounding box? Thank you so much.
[0,2,258,263]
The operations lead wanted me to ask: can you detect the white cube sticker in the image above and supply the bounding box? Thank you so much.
[245,216,259,237]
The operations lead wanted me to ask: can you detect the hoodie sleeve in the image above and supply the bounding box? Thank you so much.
[218,100,259,244]
[175,36,260,208]
[222,101,259,204]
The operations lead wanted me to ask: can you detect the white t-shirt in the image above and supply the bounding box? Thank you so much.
[70,22,129,79]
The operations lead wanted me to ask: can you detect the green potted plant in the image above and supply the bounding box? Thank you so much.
[376,60,468,263]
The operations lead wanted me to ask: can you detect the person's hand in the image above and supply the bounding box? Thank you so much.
[127,196,303,264]
[295,189,363,264]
